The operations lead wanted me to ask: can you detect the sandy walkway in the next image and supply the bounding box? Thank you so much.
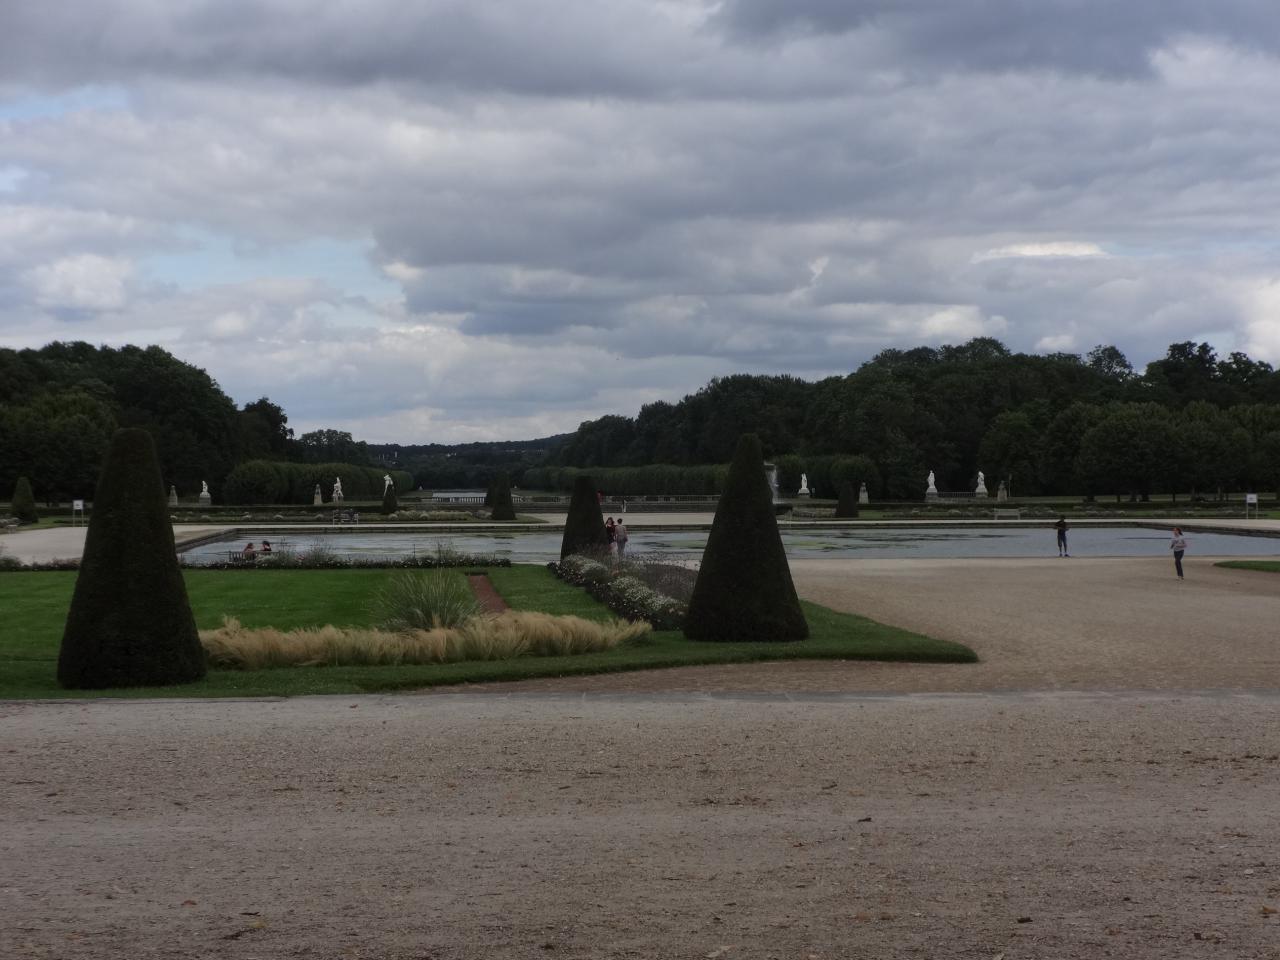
[455,555,1280,694]
[4,556,1280,958]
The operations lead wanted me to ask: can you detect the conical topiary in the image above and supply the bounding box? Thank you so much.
[834,480,859,519]
[57,428,206,689]
[381,484,399,515]
[684,434,808,642]
[560,475,608,560]
[490,472,516,522]
[11,476,38,524]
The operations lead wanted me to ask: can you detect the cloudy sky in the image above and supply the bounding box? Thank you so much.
[3,1,1280,441]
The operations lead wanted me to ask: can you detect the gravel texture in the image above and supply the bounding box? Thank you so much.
[3,554,1280,958]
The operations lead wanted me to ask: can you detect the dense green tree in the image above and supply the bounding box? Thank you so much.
[490,472,516,521]
[978,411,1042,496]
[57,429,206,689]
[684,434,808,643]
[295,429,370,465]
[1076,405,1176,500]
[381,482,399,515]
[560,476,608,559]
[10,476,38,523]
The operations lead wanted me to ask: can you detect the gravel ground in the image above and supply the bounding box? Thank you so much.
[3,555,1280,958]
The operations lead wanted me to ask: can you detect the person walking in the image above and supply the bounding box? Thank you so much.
[605,517,617,556]
[1053,517,1070,557]
[615,520,629,558]
[1170,526,1187,580]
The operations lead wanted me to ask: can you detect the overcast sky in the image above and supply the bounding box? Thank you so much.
[3,1,1280,442]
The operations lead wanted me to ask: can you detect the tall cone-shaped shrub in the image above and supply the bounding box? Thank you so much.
[684,434,808,642]
[834,480,859,518]
[490,472,516,521]
[381,485,399,515]
[57,429,206,689]
[560,475,607,559]
[11,476,38,523]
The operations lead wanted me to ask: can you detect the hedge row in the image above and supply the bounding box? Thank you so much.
[550,555,686,630]
[524,463,729,496]
[222,461,413,505]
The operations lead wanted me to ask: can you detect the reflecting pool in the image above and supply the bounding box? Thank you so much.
[180,526,1280,565]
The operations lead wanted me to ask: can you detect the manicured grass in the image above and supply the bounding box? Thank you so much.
[0,566,974,699]
[1215,560,1280,574]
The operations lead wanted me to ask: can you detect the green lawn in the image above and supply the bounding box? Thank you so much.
[0,565,974,699]
[1215,560,1280,574]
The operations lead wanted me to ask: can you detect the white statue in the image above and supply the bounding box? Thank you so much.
[333,477,344,502]
[858,481,869,505]
[201,481,209,496]
[383,473,393,494]
[926,471,937,495]
[798,472,810,496]
[975,471,988,498]
[313,484,323,505]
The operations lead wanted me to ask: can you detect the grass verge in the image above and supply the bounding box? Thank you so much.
[1215,560,1280,574]
[0,565,974,699]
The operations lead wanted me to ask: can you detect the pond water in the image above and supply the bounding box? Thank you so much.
[180,526,1280,565]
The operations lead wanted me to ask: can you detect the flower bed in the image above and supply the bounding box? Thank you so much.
[549,553,689,630]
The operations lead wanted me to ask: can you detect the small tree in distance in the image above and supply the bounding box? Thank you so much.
[490,472,516,521]
[57,428,206,689]
[684,434,808,643]
[560,475,608,560]
[834,480,859,519]
[11,476,38,524]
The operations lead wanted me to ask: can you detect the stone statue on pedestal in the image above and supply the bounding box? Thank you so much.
[797,473,810,497]
[198,480,211,505]
[996,480,1009,502]
[858,482,869,505]
[333,477,344,503]
[313,484,323,506]
[975,471,988,498]
[168,485,178,507]
[926,470,938,498]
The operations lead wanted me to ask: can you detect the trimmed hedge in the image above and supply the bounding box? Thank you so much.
[684,434,808,643]
[490,472,516,521]
[223,460,413,505]
[57,428,206,689]
[11,476,38,523]
[560,476,608,560]
[835,480,859,518]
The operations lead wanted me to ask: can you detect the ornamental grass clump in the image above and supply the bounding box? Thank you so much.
[372,570,482,630]
[684,433,808,643]
[200,612,649,669]
[57,428,207,688]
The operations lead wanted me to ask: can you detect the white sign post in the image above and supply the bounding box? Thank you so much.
[71,499,85,527]
[1245,493,1258,519]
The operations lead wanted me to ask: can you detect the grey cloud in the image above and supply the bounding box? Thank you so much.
[715,0,1280,77]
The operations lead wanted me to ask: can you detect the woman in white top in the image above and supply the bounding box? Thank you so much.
[1170,527,1187,580]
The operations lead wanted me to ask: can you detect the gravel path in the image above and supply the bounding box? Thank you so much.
[4,556,1280,958]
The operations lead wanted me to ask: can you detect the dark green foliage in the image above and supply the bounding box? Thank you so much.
[684,434,808,643]
[381,484,399,515]
[834,480,859,518]
[560,475,607,560]
[10,476,37,523]
[57,428,206,689]
[490,472,516,521]
[223,460,412,504]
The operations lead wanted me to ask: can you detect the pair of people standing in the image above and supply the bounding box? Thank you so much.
[604,516,629,557]
[1055,519,1188,579]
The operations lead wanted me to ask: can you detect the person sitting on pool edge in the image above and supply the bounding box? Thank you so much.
[260,540,272,554]
[241,541,257,561]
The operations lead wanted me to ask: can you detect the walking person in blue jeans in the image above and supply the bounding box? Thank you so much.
[1170,526,1187,580]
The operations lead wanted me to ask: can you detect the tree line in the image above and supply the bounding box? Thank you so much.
[0,342,377,503]
[551,339,1280,500]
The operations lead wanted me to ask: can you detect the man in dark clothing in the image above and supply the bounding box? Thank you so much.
[1054,517,1070,557]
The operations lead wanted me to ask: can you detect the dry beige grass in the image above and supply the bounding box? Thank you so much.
[200,612,650,670]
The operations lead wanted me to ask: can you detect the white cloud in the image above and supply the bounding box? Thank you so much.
[24,254,132,311]
[972,242,1108,264]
